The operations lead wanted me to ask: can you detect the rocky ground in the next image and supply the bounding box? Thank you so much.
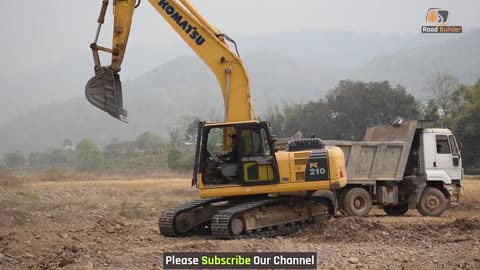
[0,176,479,270]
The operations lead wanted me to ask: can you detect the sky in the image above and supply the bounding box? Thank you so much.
[0,0,479,73]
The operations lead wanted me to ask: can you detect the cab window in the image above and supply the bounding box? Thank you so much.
[436,135,451,154]
[206,127,224,157]
[240,128,270,156]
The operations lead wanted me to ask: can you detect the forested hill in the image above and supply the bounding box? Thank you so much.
[349,31,480,99]
[0,53,331,154]
[0,30,454,125]
[0,30,479,154]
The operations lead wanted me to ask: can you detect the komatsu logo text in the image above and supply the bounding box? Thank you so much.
[158,0,206,46]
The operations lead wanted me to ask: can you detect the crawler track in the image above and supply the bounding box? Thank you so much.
[211,197,323,239]
[158,198,225,237]
[159,195,331,239]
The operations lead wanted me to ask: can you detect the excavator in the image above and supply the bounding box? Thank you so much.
[85,0,347,239]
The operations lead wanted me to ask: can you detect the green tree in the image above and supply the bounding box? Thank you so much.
[28,152,55,167]
[183,117,201,144]
[425,72,459,117]
[448,81,480,170]
[326,80,419,140]
[74,139,104,172]
[264,105,285,136]
[167,129,181,170]
[104,142,126,157]
[63,138,73,149]
[423,100,440,122]
[268,80,420,141]
[4,150,26,168]
[136,132,164,154]
[0,165,10,179]
[49,149,70,165]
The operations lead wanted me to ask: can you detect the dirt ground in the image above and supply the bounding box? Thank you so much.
[0,175,479,270]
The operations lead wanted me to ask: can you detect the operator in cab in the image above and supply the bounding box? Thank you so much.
[217,134,239,180]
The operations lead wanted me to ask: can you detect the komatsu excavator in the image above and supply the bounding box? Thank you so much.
[85,0,347,239]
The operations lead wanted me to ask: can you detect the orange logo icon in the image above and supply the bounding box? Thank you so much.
[426,8,449,24]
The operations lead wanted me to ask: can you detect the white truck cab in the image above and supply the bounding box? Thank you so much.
[422,128,463,186]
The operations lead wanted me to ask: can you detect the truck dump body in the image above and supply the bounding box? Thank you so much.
[325,121,418,182]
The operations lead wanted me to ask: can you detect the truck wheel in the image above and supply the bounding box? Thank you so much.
[337,190,348,215]
[383,204,409,216]
[343,187,372,217]
[417,187,447,217]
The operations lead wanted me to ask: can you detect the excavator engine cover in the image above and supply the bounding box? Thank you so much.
[85,67,127,121]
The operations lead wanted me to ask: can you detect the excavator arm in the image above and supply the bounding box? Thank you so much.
[86,0,256,122]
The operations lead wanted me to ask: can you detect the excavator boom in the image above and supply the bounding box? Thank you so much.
[86,0,256,122]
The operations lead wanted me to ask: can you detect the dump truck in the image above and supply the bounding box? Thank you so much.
[326,119,463,217]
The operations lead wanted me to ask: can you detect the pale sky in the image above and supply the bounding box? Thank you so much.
[0,0,479,72]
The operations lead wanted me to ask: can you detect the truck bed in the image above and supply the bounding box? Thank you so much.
[325,121,418,182]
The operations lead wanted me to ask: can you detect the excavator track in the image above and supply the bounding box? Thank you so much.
[159,198,226,237]
[211,196,330,240]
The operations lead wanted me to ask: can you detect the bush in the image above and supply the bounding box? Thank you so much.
[75,139,105,172]
[4,150,26,168]
[0,165,10,179]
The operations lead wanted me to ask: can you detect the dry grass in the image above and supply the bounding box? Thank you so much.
[1,174,478,227]
[0,177,198,227]
[29,178,197,211]
[18,169,190,182]
[31,178,190,190]
[463,178,480,202]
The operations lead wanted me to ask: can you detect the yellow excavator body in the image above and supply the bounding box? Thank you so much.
[198,146,347,198]
[85,0,347,239]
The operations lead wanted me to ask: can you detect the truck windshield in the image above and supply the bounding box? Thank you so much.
[448,135,459,156]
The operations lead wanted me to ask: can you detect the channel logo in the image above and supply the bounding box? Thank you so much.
[426,8,449,24]
[422,8,462,34]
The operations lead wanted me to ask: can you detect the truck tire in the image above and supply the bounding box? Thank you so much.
[342,187,372,217]
[337,189,348,215]
[383,204,409,216]
[417,187,447,217]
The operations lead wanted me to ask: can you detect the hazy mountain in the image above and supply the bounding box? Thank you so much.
[0,30,478,154]
[0,53,333,154]
[0,31,456,125]
[239,31,452,68]
[348,30,480,100]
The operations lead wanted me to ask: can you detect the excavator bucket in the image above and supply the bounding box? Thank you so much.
[85,67,127,121]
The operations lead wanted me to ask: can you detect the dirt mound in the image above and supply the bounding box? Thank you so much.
[451,217,480,230]
[0,208,31,226]
[94,218,126,234]
[300,214,480,244]
[300,217,388,242]
[450,201,480,212]
[37,244,84,269]
[2,178,480,270]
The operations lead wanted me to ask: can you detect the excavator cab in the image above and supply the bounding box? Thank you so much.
[196,121,279,187]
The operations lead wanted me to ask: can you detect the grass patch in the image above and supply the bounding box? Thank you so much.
[463,179,480,202]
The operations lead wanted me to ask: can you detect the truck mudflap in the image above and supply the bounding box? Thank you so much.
[444,184,463,204]
[402,176,426,209]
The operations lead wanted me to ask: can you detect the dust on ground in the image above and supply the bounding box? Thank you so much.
[0,176,479,270]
